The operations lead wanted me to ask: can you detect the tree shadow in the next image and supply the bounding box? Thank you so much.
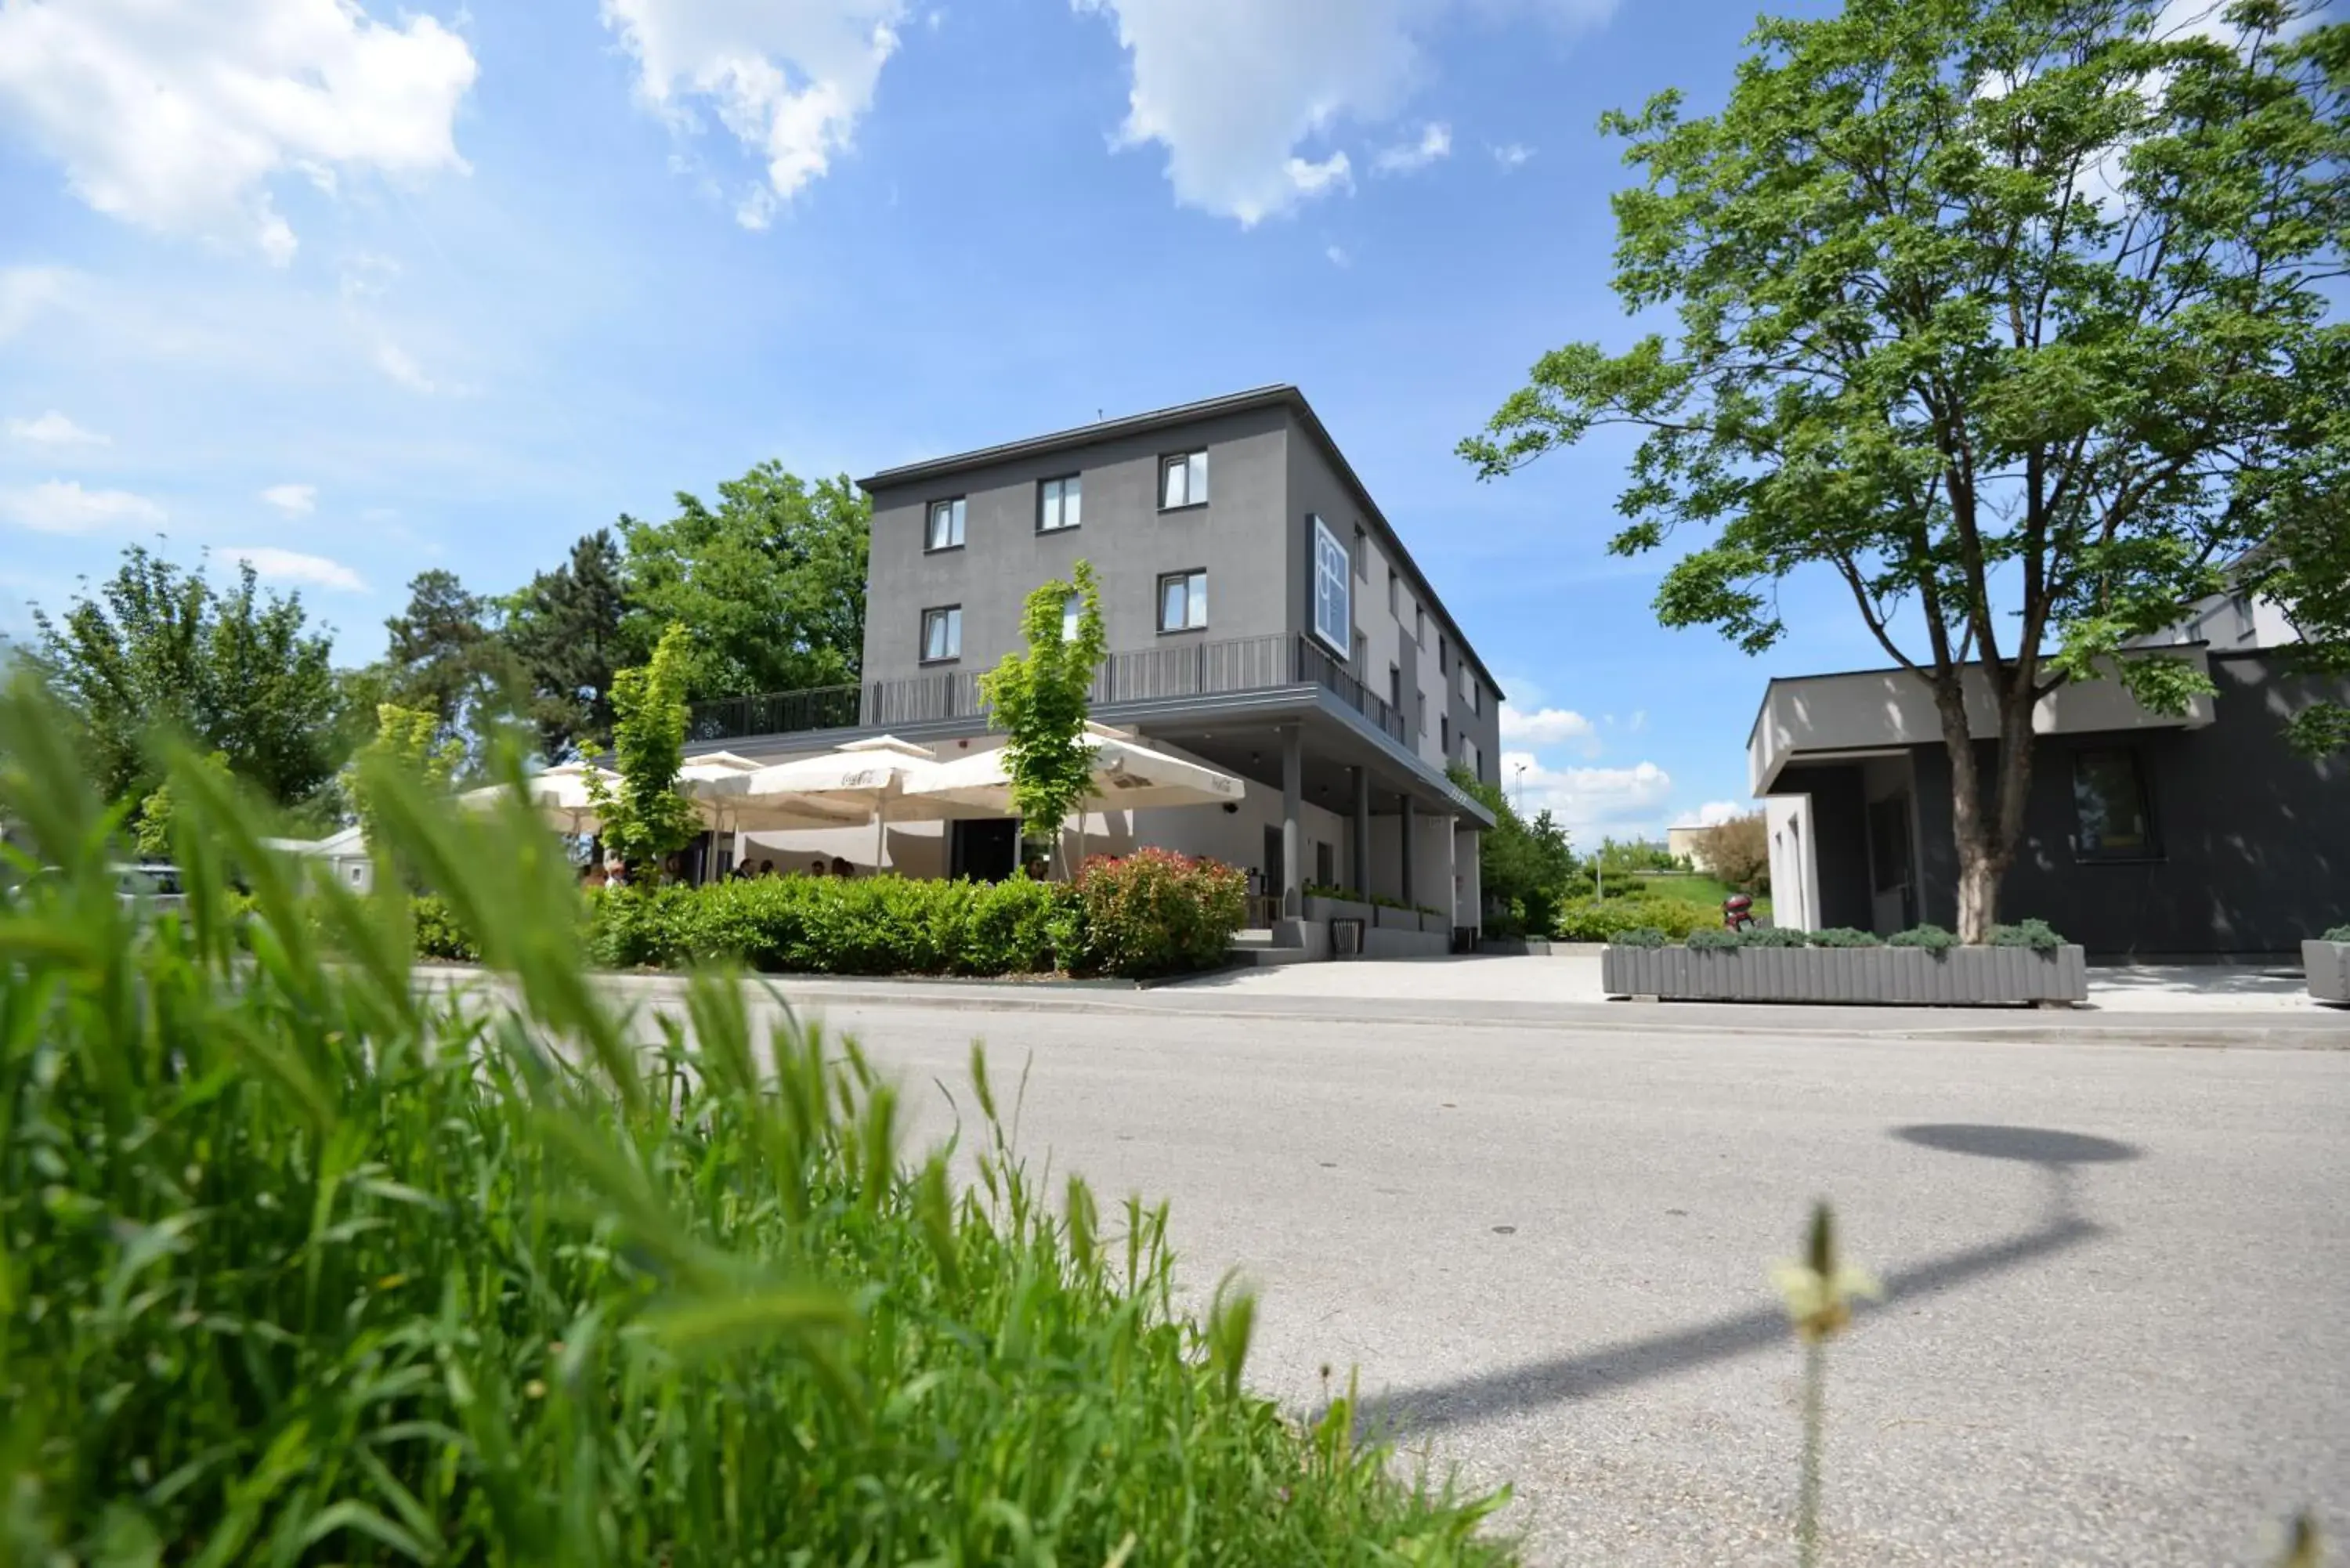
[1350,1123,2142,1439]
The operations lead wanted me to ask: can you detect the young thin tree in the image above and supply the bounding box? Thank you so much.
[978,561,1108,875]
[1464,0,2348,941]
[587,623,701,879]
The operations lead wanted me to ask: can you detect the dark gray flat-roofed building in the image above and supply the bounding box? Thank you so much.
[1752,593,2349,958]
[689,385,1502,945]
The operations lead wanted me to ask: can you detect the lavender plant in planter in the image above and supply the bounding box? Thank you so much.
[1601,919,2088,1006]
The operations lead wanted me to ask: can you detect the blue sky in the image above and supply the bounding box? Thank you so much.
[0,0,1895,843]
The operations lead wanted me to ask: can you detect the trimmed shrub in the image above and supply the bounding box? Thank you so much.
[1990,918,2066,952]
[1553,895,1717,941]
[1807,927,1882,948]
[1612,926,1668,948]
[410,892,481,962]
[1074,849,1248,979]
[1687,927,1743,951]
[1889,923,1959,953]
[587,875,1076,977]
[1741,925,1808,948]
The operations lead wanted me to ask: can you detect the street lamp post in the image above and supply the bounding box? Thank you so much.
[1513,762,1526,813]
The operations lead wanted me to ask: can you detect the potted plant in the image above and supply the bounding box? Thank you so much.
[2305,924,2350,1004]
[1300,882,1371,925]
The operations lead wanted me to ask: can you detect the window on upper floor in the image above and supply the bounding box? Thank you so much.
[1310,515,1351,657]
[1437,636,1448,674]
[1061,593,1083,643]
[1464,738,1482,782]
[1039,475,1081,533]
[1160,450,1209,509]
[1441,714,1451,754]
[1158,569,1208,631]
[1389,664,1403,711]
[1387,568,1399,618]
[920,605,962,663]
[1459,665,1479,713]
[1415,605,1426,646]
[1352,524,1368,579]
[926,497,966,551]
[2071,747,2157,859]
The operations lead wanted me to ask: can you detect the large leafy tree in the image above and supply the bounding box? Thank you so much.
[979,561,1108,869]
[383,569,520,749]
[504,529,629,761]
[1451,766,1578,935]
[28,545,341,813]
[618,464,870,701]
[1465,0,2348,941]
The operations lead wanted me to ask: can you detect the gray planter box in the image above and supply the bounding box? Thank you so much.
[1375,904,1419,930]
[1601,943,2088,1005]
[1420,909,1449,935]
[1301,894,1370,926]
[2305,940,2350,1003]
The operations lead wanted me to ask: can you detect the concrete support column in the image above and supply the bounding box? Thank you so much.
[1279,723,1303,918]
[1400,796,1415,909]
[1350,765,1371,895]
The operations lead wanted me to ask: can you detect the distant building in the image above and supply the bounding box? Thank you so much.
[1665,824,1717,873]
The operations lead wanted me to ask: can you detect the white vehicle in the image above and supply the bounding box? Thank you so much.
[114,863,188,915]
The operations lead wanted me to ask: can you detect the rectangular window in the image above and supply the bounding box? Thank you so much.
[1389,663,1402,711]
[2072,748,2157,858]
[1441,714,1451,754]
[1465,739,1481,782]
[1437,636,1448,674]
[926,497,965,551]
[1038,475,1081,533]
[1314,840,1335,888]
[1387,568,1399,618]
[1310,515,1351,656]
[1160,450,1209,509]
[1061,592,1083,643]
[920,605,962,663]
[1415,605,1426,646]
[1352,525,1367,580]
[1158,569,1207,631]
[1460,666,1479,714]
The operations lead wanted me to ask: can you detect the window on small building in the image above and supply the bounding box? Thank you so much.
[1310,515,1350,656]
[926,497,965,551]
[1160,450,1209,509]
[2071,747,2157,858]
[1158,569,1208,632]
[920,605,962,663]
[1038,475,1081,533]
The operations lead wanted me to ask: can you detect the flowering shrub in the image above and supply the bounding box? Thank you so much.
[1071,849,1247,979]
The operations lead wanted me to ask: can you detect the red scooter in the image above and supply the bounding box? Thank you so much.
[1722,893,1756,932]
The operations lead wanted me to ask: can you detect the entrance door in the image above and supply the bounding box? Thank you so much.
[950,818,1019,883]
[1866,793,1917,933]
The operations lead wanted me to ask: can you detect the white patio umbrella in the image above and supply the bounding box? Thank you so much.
[459,760,620,836]
[732,735,946,872]
[904,722,1245,866]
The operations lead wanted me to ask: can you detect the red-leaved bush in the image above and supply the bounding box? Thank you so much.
[1072,848,1247,978]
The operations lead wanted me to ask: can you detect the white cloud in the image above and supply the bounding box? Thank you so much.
[2,479,165,535]
[1693,800,1747,827]
[1503,750,1676,838]
[0,266,74,341]
[1499,703,1596,748]
[222,545,366,593]
[602,0,906,226]
[1372,121,1450,174]
[0,0,478,264]
[1489,141,1535,168]
[374,341,436,393]
[261,483,318,515]
[5,411,108,448]
[1076,1,1606,224]
[1325,244,1352,268]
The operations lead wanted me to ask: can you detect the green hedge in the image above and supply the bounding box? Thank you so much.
[420,854,1248,981]
[1552,895,1718,941]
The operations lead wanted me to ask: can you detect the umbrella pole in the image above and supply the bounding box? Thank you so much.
[873,799,887,873]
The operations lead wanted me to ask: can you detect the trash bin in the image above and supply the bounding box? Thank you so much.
[1330,916,1365,959]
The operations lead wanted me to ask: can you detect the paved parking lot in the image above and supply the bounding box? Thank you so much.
[772,991,2347,1566]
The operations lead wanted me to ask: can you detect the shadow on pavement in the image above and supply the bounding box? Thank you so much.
[1353,1123,2139,1439]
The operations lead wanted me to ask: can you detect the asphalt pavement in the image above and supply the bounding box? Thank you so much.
[757,992,2348,1567]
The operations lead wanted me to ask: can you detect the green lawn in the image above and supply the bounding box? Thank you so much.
[1626,871,1772,917]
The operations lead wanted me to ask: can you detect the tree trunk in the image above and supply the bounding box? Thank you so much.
[1932,680,2003,945]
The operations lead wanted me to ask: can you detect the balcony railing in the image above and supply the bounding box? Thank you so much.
[689,632,1412,750]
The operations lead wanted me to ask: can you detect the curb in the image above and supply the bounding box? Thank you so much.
[411,966,2346,1049]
